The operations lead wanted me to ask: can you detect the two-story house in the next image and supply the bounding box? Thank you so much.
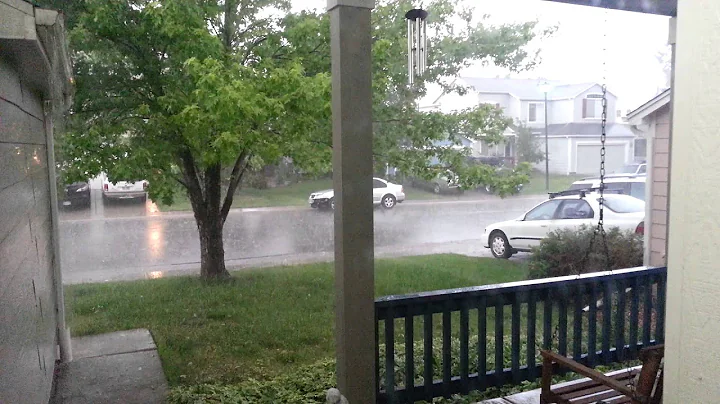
[432,77,641,174]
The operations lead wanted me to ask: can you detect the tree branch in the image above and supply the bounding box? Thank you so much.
[179,150,206,218]
[220,151,250,222]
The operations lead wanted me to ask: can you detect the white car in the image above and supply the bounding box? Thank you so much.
[308,177,406,210]
[102,179,149,203]
[569,175,646,201]
[481,191,645,258]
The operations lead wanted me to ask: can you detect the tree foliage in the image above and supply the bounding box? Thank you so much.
[514,120,545,164]
[58,0,552,277]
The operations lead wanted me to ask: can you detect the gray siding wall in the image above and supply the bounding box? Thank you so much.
[0,53,58,404]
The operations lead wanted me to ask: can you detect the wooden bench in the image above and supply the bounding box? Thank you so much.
[540,345,664,404]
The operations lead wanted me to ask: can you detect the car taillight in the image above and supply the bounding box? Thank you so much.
[635,221,645,235]
[103,183,108,191]
[143,181,148,190]
[400,186,404,194]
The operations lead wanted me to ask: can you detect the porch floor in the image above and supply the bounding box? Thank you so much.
[50,329,167,404]
[476,366,641,404]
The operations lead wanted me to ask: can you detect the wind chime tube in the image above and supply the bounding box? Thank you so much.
[407,19,414,85]
[421,19,427,73]
[415,17,421,77]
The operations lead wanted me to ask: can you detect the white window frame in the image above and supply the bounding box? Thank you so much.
[583,94,604,120]
[528,102,544,123]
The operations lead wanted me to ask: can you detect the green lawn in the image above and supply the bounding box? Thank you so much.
[158,178,443,211]
[521,171,586,196]
[65,255,527,386]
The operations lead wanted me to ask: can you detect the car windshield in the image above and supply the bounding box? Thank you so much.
[568,183,592,190]
[600,195,645,213]
[617,164,639,173]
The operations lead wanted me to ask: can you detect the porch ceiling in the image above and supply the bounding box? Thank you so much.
[541,0,676,17]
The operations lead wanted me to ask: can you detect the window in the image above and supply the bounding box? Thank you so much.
[634,138,647,159]
[528,102,544,122]
[601,195,645,213]
[568,182,593,191]
[524,200,561,221]
[558,200,594,219]
[373,179,387,188]
[582,94,603,119]
[630,182,646,200]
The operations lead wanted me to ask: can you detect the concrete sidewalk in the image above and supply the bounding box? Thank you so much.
[51,329,167,404]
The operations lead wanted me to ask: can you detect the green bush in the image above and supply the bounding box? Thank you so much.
[167,334,630,403]
[528,225,643,279]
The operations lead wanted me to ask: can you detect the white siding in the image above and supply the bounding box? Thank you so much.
[573,85,618,123]
[547,99,574,124]
[533,137,570,174]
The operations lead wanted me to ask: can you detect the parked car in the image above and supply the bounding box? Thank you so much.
[59,181,91,208]
[308,177,405,210]
[102,179,148,203]
[613,162,647,175]
[568,175,646,201]
[481,190,645,258]
[411,170,461,194]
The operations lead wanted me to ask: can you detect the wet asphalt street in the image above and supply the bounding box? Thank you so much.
[58,192,544,283]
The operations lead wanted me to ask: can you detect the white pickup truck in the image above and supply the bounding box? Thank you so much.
[102,179,148,203]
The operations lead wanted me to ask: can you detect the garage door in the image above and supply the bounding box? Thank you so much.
[576,144,626,175]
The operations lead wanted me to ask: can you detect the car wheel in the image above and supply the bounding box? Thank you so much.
[489,231,512,259]
[382,194,396,209]
[433,184,441,194]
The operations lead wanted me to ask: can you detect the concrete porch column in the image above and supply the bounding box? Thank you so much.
[327,0,376,401]
[665,1,720,401]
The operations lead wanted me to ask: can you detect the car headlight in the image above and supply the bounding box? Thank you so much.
[76,184,89,192]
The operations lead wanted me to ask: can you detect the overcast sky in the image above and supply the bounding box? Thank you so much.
[288,0,670,113]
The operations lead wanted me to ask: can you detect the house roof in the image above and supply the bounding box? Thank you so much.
[541,0,676,17]
[460,77,613,101]
[539,123,635,137]
[626,88,671,124]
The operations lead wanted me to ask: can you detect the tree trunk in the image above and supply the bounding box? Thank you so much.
[196,213,229,279]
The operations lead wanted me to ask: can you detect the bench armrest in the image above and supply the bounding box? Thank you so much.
[540,350,635,398]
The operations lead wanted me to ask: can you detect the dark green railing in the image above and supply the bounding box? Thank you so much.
[375,266,667,403]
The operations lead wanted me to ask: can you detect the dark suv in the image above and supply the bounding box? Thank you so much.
[59,181,91,208]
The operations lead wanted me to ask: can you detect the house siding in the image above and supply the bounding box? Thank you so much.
[573,85,618,124]
[548,99,574,124]
[649,104,671,267]
[0,26,58,404]
[477,93,518,117]
[534,137,569,174]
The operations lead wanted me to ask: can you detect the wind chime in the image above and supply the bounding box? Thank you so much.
[405,8,428,85]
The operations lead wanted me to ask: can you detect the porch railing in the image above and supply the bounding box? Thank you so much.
[375,266,667,403]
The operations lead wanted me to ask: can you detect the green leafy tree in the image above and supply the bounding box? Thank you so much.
[59,0,552,278]
[515,120,545,164]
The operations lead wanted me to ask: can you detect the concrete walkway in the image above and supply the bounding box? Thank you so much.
[51,329,167,404]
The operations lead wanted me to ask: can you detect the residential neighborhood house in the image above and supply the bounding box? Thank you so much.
[428,77,644,174]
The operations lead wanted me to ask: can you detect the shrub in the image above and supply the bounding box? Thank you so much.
[167,334,631,403]
[528,225,643,279]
